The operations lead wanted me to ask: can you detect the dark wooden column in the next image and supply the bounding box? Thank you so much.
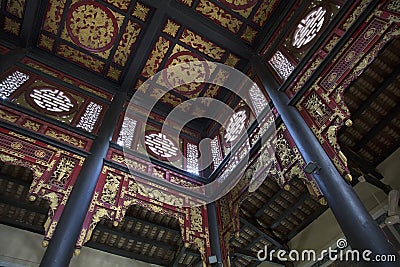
[207,202,223,266]
[252,57,399,264]
[39,90,126,267]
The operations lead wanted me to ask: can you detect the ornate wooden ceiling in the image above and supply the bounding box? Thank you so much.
[1,0,286,132]
[1,0,400,266]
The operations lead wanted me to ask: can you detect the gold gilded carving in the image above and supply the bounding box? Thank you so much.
[387,0,400,12]
[50,157,76,186]
[325,35,340,52]
[105,0,130,10]
[23,120,41,131]
[292,58,323,95]
[327,125,340,151]
[275,134,294,167]
[152,168,165,179]
[0,154,18,162]
[4,18,20,36]
[38,34,55,51]
[42,240,49,247]
[58,44,105,72]
[128,180,149,197]
[163,19,181,37]
[241,26,258,44]
[10,142,22,150]
[179,0,194,6]
[6,0,25,18]
[141,37,171,78]
[303,93,332,126]
[147,188,184,207]
[190,206,203,232]
[43,192,59,218]
[67,3,116,51]
[45,128,85,148]
[100,172,121,204]
[342,0,371,30]
[106,66,122,81]
[113,20,141,66]
[0,109,18,122]
[193,237,206,259]
[43,0,66,34]
[253,0,278,27]
[170,176,197,188]
[179,29,225,60]
[132,2,150,21]
[345,174,352,182]
[196,0,243,33]
[225,54,240,67]
[85,208,110,244]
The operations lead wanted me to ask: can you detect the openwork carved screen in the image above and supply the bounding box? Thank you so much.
[224,109,248,145]
[264,1,341,85]
[76,102,103,132]
[186,142,199,175]
[268,50,295,80]
[249,84,268,115]
[117,117,138,147]
[210,136,223,168]
[27,88,77,115]
[0,71,30,99]
[292,6,327,49]
[144,132,179,161]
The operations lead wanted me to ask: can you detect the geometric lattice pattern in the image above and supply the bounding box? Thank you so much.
[0,71,30,99]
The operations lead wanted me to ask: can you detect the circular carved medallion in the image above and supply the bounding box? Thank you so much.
[26,87,78,116]
[163,51,210,96]
[144,131,180,161]
[218,0,257,10]
[66,1,118,52]
[292,6,327,49]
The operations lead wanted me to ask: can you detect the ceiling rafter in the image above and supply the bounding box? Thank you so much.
[270,193,308,229]
[95,223,178,251]
[350,67,400,121]
[353,103,400,151]
[240,217,286,250]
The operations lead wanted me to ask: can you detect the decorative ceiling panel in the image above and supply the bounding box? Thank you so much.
[0,0,26,36]
[38,0,150,82]
[177,0,281,44]
[132,18,242,116]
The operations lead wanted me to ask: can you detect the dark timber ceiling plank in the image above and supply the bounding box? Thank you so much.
[95,223,177,251]
[351,67,400,121]
[286,205,327,240]
[270,193,308,229]
[254,178,297,218]
[353,103,400,151]
[171,245,187,267]
[0,195,48,215]
[341,146,384,179]
[240,218,286,250]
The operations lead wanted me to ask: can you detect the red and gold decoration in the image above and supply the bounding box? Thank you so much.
[39,0,149,81]
[0,128,85,247]
[1,0,27,36]
[296,1,400,179]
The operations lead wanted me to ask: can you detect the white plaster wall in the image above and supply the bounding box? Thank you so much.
[286,147,400,267]
[0,224,160,267]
